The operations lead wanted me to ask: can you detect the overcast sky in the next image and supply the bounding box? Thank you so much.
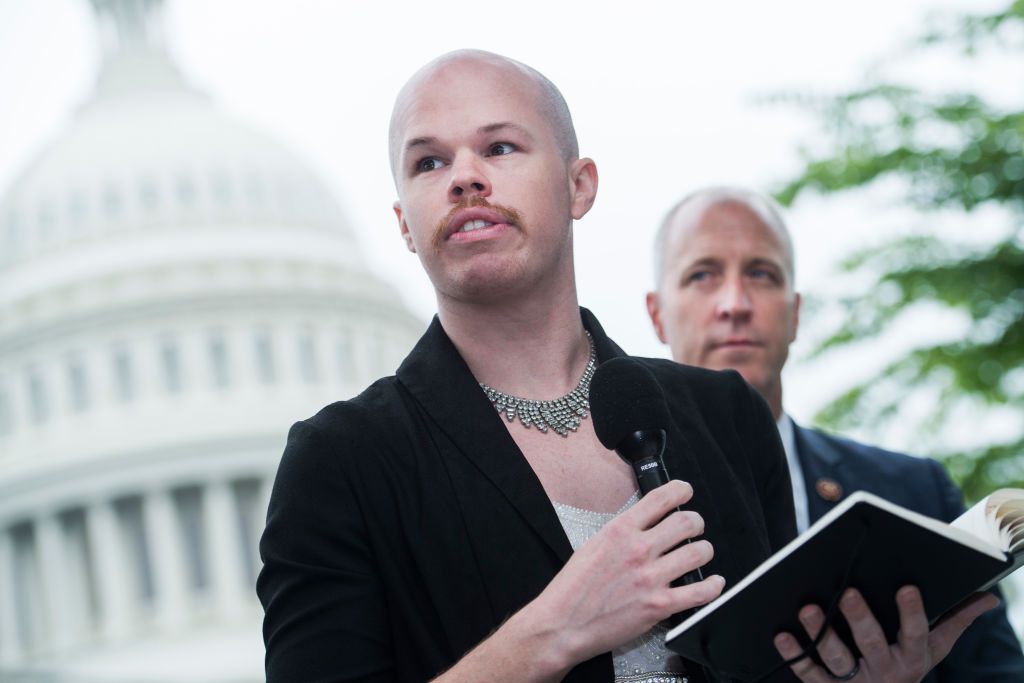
[0,0,1004,427]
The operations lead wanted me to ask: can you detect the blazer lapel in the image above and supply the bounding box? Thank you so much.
[396,315,573,563]
[793,423,848,523]
[395,309,628,565]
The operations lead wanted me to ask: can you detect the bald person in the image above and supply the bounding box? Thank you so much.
[258,53,993,683]
[647,185,1022,682]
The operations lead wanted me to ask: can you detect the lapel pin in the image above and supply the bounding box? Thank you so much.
[815,477,843,502]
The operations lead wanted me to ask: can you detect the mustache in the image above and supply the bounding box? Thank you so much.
[432,197,522,249]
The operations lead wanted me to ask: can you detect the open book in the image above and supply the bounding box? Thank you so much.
[665,489,1024,682]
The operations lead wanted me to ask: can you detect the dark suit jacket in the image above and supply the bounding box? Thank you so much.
[794,424,1024,683]
[258,309,797,682]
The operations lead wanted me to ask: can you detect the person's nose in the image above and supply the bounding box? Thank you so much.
[447,151,491,202]
[715,275,752,321]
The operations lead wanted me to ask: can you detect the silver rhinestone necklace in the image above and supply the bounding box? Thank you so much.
[479,332,596,437]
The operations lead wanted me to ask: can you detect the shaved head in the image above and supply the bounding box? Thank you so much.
[388,49,579,180]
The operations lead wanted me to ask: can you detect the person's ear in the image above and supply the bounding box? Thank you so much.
[394,201,416,253]
[646,291,668,343]
[568,158,598,220]
[790,291,801,342]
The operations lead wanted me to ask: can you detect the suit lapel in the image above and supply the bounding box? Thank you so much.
[396,310,629,564]
[397,314,620,565]
[793,423,848,523]
[395,310,620,682]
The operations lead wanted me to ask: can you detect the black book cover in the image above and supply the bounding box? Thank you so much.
[665,491,1013,682]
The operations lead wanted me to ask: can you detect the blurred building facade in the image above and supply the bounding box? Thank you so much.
[0,0,423,680]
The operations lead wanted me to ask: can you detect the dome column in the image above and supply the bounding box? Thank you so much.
[36,512,76,651]
[86,499,133,641]
[143,488,189,630]
[0,525,23,666]
[204,479,248,620]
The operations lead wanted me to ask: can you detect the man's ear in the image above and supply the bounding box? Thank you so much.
[646,291,668,344]
[790,291,802,343]
[568,157,598,220]
[393,201,417,253]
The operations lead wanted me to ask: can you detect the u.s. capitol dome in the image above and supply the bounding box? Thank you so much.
[0,0,423,680]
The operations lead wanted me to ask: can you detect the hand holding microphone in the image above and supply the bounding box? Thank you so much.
[513,358,721,672]
[587,358,720,682]
[589,356,707,588]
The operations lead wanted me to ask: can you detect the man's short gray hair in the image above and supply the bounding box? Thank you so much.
[652,185,795,289]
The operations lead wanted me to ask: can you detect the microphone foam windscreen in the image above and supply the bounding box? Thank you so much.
[589,357,671,450]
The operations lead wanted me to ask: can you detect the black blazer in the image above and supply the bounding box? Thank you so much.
[258,309,797,682]
[794,424,1024,683]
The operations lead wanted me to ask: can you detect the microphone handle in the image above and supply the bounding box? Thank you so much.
[634,455,671,495]
[633,455,704,586]
[622,445,721,680]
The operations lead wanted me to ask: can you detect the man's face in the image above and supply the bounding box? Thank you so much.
[647,201,800,406]
[391,57,596,303]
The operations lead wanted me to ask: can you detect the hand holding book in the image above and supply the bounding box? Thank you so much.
[773,585,998,682]
[665,488,1024,681]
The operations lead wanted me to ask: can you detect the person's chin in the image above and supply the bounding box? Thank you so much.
[711,344,762,363]
[445,260,532,303]
[702,347,768,382]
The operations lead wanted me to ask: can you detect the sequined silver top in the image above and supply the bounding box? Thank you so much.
[552,493,688,683]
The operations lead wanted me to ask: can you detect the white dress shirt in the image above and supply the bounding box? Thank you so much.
[777,413,810,533]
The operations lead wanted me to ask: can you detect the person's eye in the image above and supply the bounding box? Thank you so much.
[487,142,516,157]
[750,268,779,283]
[415,157,445,173]
[686,270,711,284]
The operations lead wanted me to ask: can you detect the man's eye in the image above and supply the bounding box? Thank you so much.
[687,271,711,283]
[416,157,445,173]
[487,142,516,156]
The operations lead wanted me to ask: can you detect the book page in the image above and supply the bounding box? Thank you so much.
[990,490,1024,553]
[952,489,1024,554]
[953,498,993,545]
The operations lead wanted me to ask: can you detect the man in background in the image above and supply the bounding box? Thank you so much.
[646,185,1024,681]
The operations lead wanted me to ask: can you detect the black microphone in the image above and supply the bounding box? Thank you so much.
[589,357,716,683]
[589,357,704,585]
